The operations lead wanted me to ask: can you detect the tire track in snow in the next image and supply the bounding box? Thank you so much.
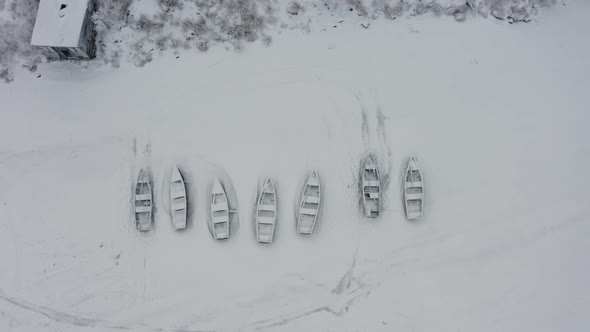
[248,254,378,331]
[2,202,22,292]
[360,105,370,145]
[0,245,378,332]
[127,137,137,233]
[129,135,156,308]
[242,208,583,332]
[0,290,109,329]
[0,290,217,331]
[144,140,156,227]
[354,96,396,217]
[0,253,380,332]
[376,106,393,195]
[331,255,357,296]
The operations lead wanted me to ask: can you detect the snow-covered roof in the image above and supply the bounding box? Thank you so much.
[31,0,91,48]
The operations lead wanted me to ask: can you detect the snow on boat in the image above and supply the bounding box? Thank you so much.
[135,169,152,231]
[170,166,187,230]
[256,178,277,243]
[361,154,381,218]
[404,156,424,220]
[210,178,230,240]
[297,171,321,234]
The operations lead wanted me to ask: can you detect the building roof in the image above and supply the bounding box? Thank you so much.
[31,0,91,48]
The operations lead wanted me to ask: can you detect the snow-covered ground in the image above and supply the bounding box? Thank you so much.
[1,1,589,331]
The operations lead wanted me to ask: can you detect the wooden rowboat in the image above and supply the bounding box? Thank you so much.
[135,169,152,231]
[297,171,321,234]
[256,178,277,243]
[210,177,230,239]
[170,166,187,230]
[404,156,424,220]
[361,154,380,218]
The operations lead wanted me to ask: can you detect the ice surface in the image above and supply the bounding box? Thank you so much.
[1,1,590,331]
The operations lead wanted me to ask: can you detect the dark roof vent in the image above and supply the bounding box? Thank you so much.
[60,4,67,10]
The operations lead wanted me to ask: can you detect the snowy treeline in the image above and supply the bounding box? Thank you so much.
[93,0,276,67]
[0,0,557,82]
[293,0,556,22]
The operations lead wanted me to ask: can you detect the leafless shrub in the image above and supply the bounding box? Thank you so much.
[95,0,133,23]
[134,53,153,67]
[182,17,208,36]
[372,0,404,20]
[452,5,470,22]
[159,0,183,11]
[8,0,16,15]
[155,35,169,50]
[198,40,209,52]
[170,38,183,49]
[130,40,153,67]
[346,0,368,16]
[134,15,165,33]
[92,0,134,68]
[0,66,13,83]
[287,2,303,15]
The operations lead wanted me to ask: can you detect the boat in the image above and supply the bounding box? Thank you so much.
[361,154,380,218]
[297,171,321,234]
[210,177,230,240]
[404,156,424,220]
[256,178,277,243]
[135,169,152,231]
[170,166,187,230]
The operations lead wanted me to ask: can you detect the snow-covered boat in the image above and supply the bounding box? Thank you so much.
[135,169,152,231]
[256,178,277,243]
[297,171,321,234]
[404,156,424,220]
[361,154,380,218]
[210,178,230,240]
[170,166,187,230]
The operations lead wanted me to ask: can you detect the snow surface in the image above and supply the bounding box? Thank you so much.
[30,0,90,48]
[1,1,590,331]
